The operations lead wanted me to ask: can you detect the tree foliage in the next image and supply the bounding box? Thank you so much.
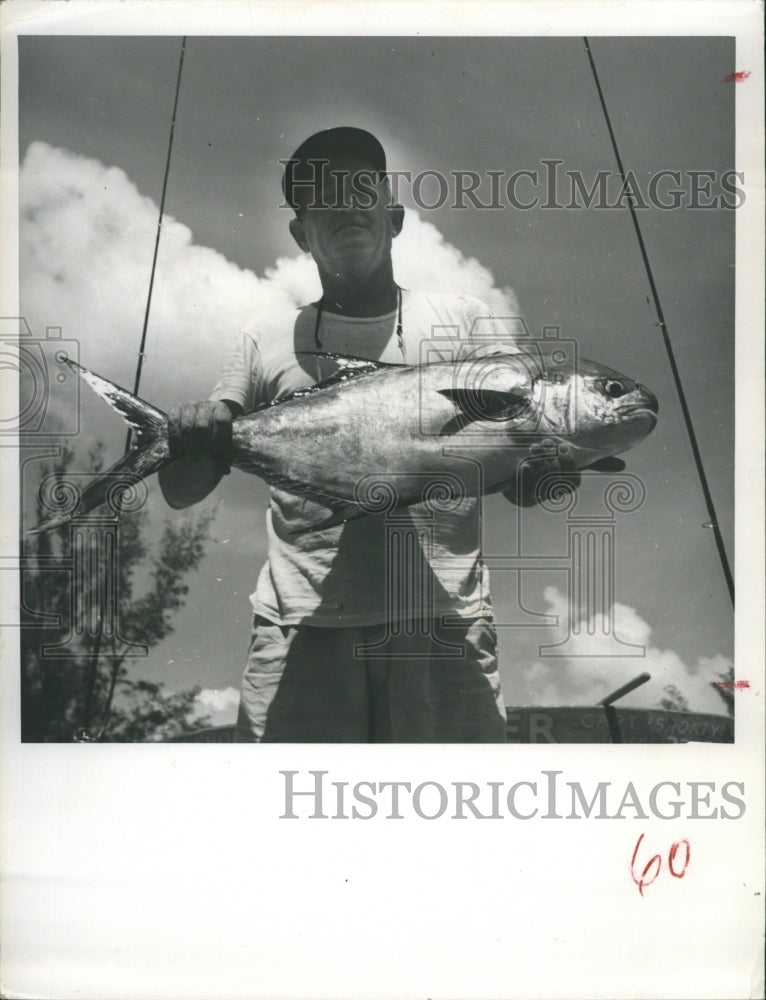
[20,445,216,742]
[655,683,691,713]
[711,663,735,716]
[653,666,735,717]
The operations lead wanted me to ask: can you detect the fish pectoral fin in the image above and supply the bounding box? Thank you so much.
[436,387,530,423]
[584,456,626,472]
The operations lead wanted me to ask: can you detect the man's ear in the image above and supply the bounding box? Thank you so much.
[388,203,405,238]
[289,217,310,253]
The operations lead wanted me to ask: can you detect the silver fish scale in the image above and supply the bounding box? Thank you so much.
[30,353,657,534]
[229,360,541,506]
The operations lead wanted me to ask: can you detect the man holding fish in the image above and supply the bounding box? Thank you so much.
[150,127,655,743]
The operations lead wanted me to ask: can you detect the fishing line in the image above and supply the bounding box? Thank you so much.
[582,36,734,607]
[77,38,188,741]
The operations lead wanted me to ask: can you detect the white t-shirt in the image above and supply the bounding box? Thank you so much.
[209,289,518,627]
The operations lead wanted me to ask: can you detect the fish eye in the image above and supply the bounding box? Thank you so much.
[603,379,626,398]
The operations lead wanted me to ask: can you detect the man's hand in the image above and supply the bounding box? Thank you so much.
[502,437,580,507]
[160,399,242,510]
[167,400,239,464]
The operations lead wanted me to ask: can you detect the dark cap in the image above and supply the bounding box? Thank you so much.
[282,126,387,209]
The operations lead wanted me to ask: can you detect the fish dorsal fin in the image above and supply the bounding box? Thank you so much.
[297,350,402,372]
[249,385,323,412]
[296,351,403,385]
[252,353,403,411]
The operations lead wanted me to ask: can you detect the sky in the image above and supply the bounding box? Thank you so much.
[16,35,737,725]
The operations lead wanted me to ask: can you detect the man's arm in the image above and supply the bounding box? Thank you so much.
[159,398,243,509]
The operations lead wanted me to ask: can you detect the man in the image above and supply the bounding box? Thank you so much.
[159,126,575,743]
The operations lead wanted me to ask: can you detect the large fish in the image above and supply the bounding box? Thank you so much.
[30,350,658,533]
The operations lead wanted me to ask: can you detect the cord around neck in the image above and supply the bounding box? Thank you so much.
[313,285,404,355]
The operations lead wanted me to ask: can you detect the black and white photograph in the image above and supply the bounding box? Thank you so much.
[1,1,763,998]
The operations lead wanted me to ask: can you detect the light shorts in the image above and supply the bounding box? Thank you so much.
[234,615,507,743]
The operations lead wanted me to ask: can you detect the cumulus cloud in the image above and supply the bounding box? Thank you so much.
[193,685,239,726]
[516,586,731,714]
[21,142,286,403]
[394,211,518,317]
[20,141,520,409]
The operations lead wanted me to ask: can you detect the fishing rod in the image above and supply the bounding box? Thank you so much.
[75,37,188,741]
[127,37,188,446]
[582,37,734,609]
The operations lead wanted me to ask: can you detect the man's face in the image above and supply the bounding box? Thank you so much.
[288,154,403,282]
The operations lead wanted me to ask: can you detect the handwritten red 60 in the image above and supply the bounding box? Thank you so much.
[630,833,690,896]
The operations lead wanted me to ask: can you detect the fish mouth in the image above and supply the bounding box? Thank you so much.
[617,405,658,427]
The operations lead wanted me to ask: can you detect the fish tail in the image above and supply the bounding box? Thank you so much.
[28,360,171,534]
